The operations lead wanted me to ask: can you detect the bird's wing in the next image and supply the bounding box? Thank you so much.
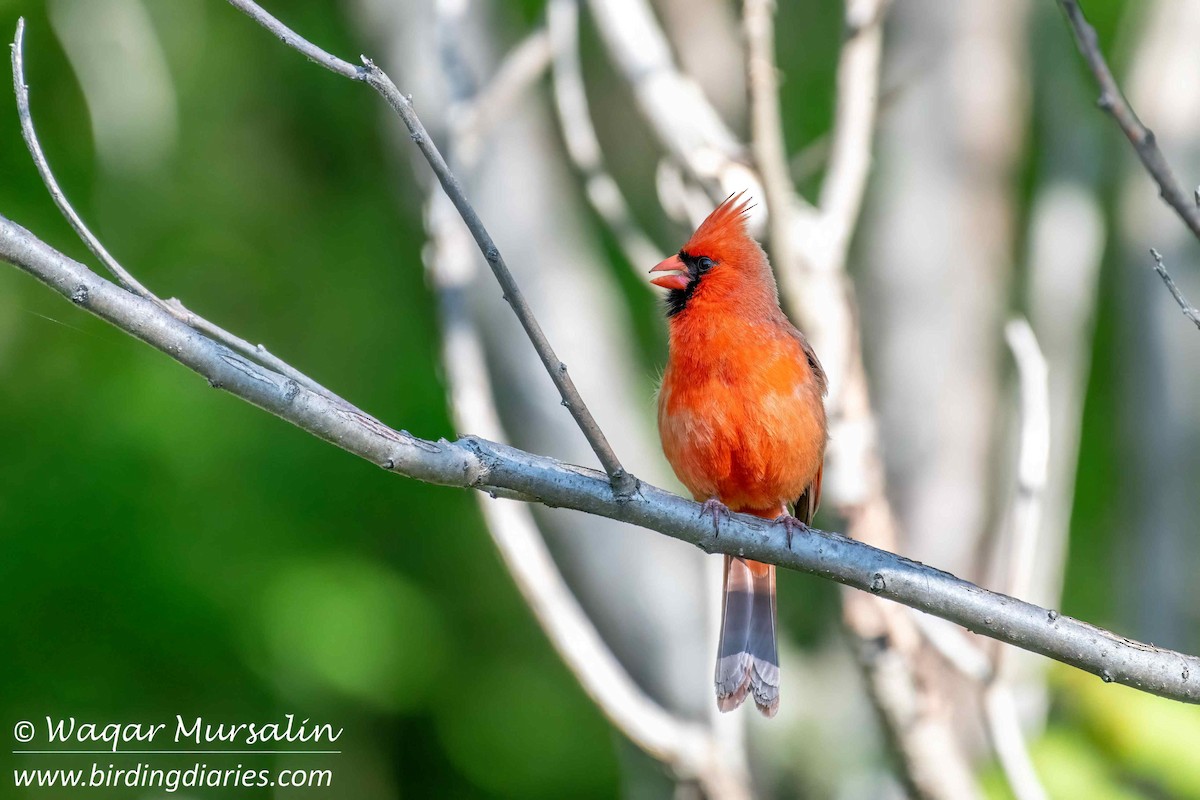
[790,326,828,397]
[793,462,823,525]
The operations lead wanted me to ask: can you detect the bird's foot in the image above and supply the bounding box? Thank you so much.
[774,514,810,550]
[699,498,731,537]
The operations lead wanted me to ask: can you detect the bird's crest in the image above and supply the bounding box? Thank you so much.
[682,191,755,258]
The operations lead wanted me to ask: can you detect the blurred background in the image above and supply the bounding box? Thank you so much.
[1,0,1199,797]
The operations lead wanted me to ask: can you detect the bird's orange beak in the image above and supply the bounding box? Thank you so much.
[649,255,690,290]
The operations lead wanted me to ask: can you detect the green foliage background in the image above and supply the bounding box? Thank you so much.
[0,0,1196,798]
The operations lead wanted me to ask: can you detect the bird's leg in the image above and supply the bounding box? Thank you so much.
[774,514,810,550]
[699,497,731,537]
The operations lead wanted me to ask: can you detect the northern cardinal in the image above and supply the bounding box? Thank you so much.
[652,193,827,717]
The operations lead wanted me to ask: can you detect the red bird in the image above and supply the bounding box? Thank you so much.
[651,193,827,717]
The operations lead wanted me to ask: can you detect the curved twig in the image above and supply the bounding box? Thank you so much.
[11,19,339,405]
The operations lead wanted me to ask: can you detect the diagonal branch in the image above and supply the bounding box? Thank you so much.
[223,0,635,495]
[1056,0,1200,244]
[451,28,553,167]
[4,213,1200,704]
[1150,249,1200,331]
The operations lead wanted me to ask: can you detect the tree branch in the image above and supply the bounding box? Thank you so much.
[3,216,1200,707]
[584,0,758,196]
[1056,0,1200,244]
[451,28,553,167]
[743,0,799,278]
[223,0,635,496]
[547,0,663,275]
[1150,249,1200,331]
[817,0,889,273]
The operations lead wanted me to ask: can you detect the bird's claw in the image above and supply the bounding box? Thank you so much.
[775,514,810,550]
[699,498,731,537]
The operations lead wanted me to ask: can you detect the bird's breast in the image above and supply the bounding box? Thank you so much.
[657,339,825,514]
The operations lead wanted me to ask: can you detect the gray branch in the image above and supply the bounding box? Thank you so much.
[1057,0,1200,243]
[223,0,635,496]
[1150,249,1200,331]
[1,214,1199,706]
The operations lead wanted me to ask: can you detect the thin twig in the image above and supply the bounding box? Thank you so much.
[5,214,1200,704]
[11,20,151,298]
[743,0,798,277]
[547,0,661,274]
[224,0,636,495]
[1150,249,1200,331]
[1056,0,1200,243]
[10,18,342,405]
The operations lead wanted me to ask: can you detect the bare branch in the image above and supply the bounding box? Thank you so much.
[1150,249,1200,331]
[224,0,635,495]
[11,19,152,297]
[547,0,662,273]
[584,0,759,197]
[743,0,799,276]
[1056,0,1200,243]
[4,216,1200,703]
[910,612,993,682]
[818,0,889,272]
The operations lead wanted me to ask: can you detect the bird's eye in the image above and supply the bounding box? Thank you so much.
[697,256,715,273]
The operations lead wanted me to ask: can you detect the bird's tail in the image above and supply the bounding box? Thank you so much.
[715,555,779,717]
